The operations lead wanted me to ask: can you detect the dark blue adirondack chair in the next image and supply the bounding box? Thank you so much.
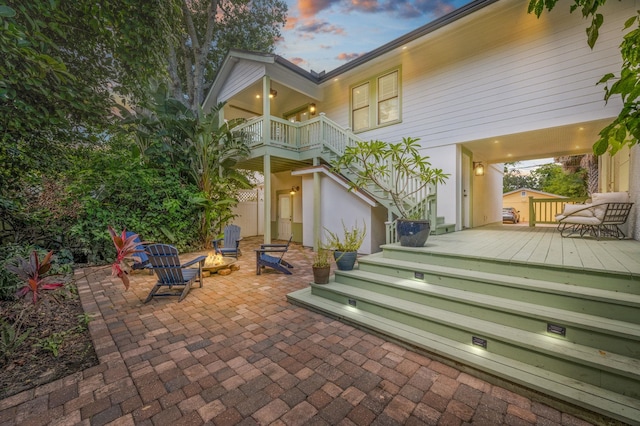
[125,231,149,270]
[255,236,294,275]
[145,244,206,302]
[212,224,242,259]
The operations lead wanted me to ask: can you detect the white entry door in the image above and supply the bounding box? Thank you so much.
[278,193,292,239]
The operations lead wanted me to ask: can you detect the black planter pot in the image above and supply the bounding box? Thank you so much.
[334,251,358,270]
[396,219,430,247]
[312,266,330,284]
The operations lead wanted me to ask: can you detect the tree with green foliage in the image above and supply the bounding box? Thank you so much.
[531,163,588,198]
[0,2,181,176]
[123,91,251,247]
[503,163,540,193]
[167,0,287,111]
[529,0,640,155]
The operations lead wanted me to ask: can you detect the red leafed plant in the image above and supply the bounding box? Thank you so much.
[108,226,145,290]
[7,250,64,304]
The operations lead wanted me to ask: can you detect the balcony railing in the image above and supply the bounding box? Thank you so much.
[234,113,361,154]
[528,196,589,227]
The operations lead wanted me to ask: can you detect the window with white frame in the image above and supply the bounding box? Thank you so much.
[352,82,370,132]
[351,68,400,132]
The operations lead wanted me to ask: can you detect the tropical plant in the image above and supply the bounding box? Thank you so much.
[6,250,64,303]
[312,247,332,268]
[108,226,145,290]
[332,137,449,219]
[324,221,367,252]
[34,332,65,357]
[0,310,32,364]
[123,92,251,247]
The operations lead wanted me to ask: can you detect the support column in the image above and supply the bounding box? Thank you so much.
[263,76,271,145]
[313,157,321,250]
[264,153,272,244]
[262,76,272,244]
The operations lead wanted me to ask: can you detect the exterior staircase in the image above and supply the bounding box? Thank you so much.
[287,242,640,425]
[234,114,456,240]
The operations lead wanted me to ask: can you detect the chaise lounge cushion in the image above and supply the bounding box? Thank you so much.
[591,192,629,220]
[556,204,594,218]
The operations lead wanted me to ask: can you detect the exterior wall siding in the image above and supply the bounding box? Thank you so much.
[219,61,265,102]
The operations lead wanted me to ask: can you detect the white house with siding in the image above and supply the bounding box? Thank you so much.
[203,0,638,249]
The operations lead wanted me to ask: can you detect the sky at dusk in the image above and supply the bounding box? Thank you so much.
[276,0,474,73]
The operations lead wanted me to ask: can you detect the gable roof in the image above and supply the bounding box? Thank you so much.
[208,0,498,94]
[503,188,568,198]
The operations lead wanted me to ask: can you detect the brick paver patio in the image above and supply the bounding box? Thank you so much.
[0,237,598,425]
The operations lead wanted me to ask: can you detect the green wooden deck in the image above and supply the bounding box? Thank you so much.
[289,224,640,424]
[411,224,640,277]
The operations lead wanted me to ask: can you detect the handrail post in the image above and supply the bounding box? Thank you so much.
[529,196,535,227]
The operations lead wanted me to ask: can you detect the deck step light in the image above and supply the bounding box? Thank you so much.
[414,272,424,280]
[348,299,357,307]
[547,323,566,337]
[472,336,487,349]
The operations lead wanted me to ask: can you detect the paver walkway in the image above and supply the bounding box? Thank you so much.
[0,237,601,425]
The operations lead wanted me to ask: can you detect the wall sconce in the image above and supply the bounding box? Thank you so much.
[269,89,278,99]
[290,186,299,195]
[473,162,485,176]
[309,103,316,115]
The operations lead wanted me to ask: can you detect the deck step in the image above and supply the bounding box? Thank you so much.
[288,287,640,425]
[375,245,640,295]
[334,270,640,356]
[307,282,640,390]
[357,254,640,324]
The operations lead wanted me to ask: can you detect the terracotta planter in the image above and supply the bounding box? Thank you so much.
[334,251,357,270]
[312,266,330,284]
[397,219,430,247]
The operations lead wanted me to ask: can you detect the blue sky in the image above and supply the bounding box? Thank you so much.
[276,0,474,73]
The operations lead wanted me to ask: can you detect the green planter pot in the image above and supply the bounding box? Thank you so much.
[334,251,357,271]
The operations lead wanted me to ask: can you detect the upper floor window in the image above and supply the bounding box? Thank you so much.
[351,68,401,133]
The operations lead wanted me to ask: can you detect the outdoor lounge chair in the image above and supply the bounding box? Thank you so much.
[145,244,206,302]
[255,236,294,275]
[555,192,633,240]
[213,224,242,259]
[125,231,149,270]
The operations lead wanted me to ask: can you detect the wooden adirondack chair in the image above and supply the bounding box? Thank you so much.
[145,244,206,302]
[125,231,149,270]
[255,236,294,275]
[212,224,242,259]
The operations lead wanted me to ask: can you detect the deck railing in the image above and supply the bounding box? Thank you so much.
[529,196,589,227]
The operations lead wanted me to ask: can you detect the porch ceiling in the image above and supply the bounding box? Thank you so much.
[235,156,314,174]
[461,118,614,163]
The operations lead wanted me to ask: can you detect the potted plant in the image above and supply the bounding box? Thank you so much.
[311,247,331,284]
[332,137,449,247]
[324,220,366,270]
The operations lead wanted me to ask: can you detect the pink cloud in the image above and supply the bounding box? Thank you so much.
[289,57,308,66]
[297,0,340,19]
[344,0,457,19]
[337,52,365,61]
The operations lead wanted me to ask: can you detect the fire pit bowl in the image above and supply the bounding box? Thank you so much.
[202,252,236,273]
